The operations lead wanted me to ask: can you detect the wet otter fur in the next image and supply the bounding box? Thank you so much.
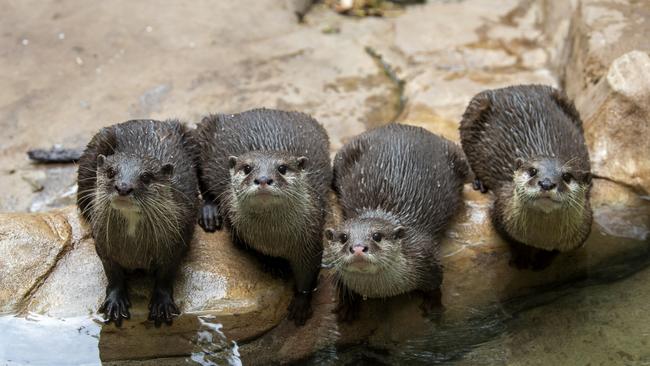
[326,124,467,322]
[194,108,331,326]
[460,84,593,270]
[77,119,198,326]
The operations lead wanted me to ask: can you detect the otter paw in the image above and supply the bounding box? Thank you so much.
[472,178,488,193]
[419,291,444,317]
[287,293,313,326]
[199,202,222,232]
[99,288,131,327]
[334,300,360,323]
[509,253,532,270]
[530,250,559,271]
[148,291,180,327]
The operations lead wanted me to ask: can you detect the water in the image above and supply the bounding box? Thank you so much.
[0,314,101,365]
[0,314,242,366]
[303,258,650,365]
[5,261,649,365]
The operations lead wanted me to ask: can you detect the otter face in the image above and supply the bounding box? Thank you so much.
[325,219,406,275]
[228,151,308,207]
[96,153,174,213]
[513,156,591,213]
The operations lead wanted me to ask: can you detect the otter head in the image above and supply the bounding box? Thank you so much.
[96,153,174,214]
[325,218,406,275]
[228,151,308,209]
[513,156,591,213]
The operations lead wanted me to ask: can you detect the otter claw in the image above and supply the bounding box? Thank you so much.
[473,179,488,193]
[334,300,360,323]
[287,292,313,326]
[419,289,444,319]
[148,291,180,327]
[99,288,131,327]
[199,203,222,232]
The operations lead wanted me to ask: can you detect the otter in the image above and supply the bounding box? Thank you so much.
[77,119,198,326]
[325,124,467,322]
[194,108,331,326]
[459,84,593,270]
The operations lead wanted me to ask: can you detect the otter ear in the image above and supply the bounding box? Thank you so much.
[97,154,106,167]
[393,226,406,239]
[515,158,525,169]
[160,163,174,177]
[324,228,335,241]
[228,156,238,169]
[297,156,309,170]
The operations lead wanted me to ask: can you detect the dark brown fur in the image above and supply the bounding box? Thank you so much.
[194,108,331,326]
[459,84,593,270]
[77,119,198,326]
[326,124,467,322]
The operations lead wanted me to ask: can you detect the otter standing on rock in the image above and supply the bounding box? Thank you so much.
[325,124,467,322]
[77,120,198,326]
[460,84,593,270]
[194,108,331,326]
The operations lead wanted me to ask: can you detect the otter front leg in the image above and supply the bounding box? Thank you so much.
[419,264,444,317]
[99,260,130,327]
[531,248,559,271]
[199,196,222,232]
[148,267,180,327]
[334,284,361,323]
[508,241,535,270]
[287,255,320,326]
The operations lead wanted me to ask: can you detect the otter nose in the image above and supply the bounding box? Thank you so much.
[254,176,274,186]
[115,183,134,196]
[349,244,368,255]
[538,178,556,191]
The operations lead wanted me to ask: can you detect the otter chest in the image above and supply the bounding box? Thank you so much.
[233,213,307,258]
[505,205,587,252]
[96,214,177,271]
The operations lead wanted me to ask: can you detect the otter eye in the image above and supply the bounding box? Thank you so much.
[242,165,252,175]
[528,167,538,177]
[277,165,288,175]
[339,234,348,244]
[140,172,154,184]
[106,167,116,179]
[562,173,573,183]
[372,232,382,242]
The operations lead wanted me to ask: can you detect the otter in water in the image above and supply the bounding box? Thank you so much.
[194,108,331,326]
[77,119,198,326]
[325,124,467,322]
[460,84,593,270]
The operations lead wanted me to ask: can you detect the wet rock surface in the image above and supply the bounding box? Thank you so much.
[0,0,649,365]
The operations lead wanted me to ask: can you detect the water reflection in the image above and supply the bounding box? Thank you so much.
[304,248,650,365]
[0,313,102,365]
[0,313,242,366]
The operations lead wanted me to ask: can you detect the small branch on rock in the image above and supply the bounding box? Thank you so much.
[27,146,83,164]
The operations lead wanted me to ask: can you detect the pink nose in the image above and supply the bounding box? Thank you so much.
[352,246,368,255]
